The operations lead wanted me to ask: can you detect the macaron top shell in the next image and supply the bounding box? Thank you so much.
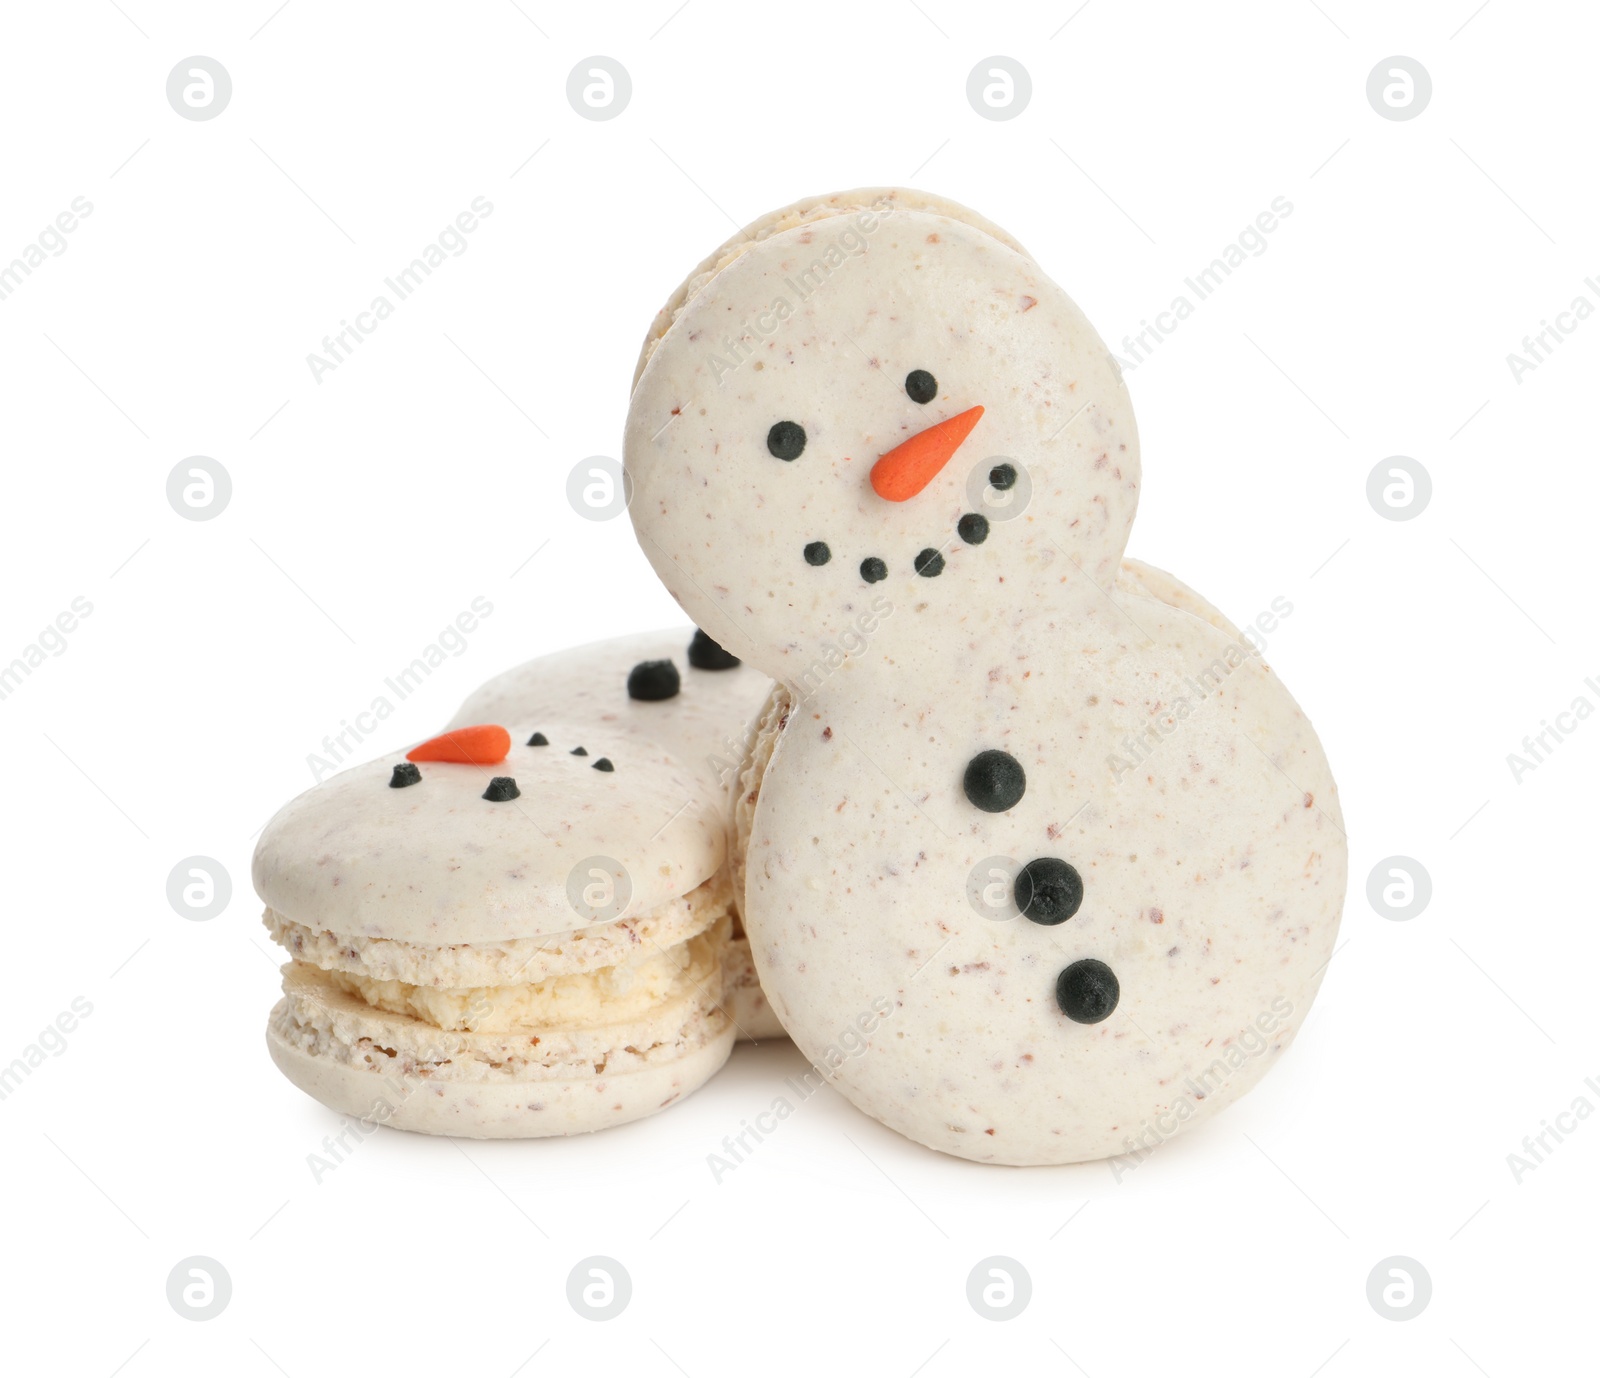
[448,629,759,770]
[252,722,715,945]
[630,186,1028,389]
[254,630,767,946]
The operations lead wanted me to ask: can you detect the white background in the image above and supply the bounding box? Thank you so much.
[1,1,1594,1374]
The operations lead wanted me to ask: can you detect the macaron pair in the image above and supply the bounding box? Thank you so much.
[255,628,776,1138]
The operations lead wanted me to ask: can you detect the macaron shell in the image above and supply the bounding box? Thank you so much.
[722,932,786,1042]
[447,628,767,772]
[743,591,1344,1166]
[268,983,734,1139]
[1116,557,1242,640]
[253,723,717,945]
[630,186,1028,390]
[624,208,1140,676]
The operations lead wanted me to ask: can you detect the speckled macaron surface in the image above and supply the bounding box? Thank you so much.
[255,629,779,1138]
[451,628,786,1042]
[625,188,1347,1165]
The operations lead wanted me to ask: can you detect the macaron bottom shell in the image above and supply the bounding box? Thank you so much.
[267,1016,735,1140]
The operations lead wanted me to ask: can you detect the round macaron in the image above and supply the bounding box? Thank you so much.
[255,628,778,1139]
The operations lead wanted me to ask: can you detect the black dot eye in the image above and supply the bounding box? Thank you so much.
[1014,857,1083,925]
[627,659,681,701]
[389,762,422,788]
[687,628,740,670]
[989,462,1017,491]
[1056,959,1119,1024]
[767,421,806,460]
[963,749,1025,812]
[804,541,831,566]
[905,369,938,404]
[860,556,887,583]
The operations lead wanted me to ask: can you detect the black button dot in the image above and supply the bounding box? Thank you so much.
[482,776,520,802]
[1014,857,1083,925]
[388,762,422,789]
[570,745,588,756]
[1056,959,1119,1024]
[990,462,1017,491]
[767,421,806,461]
[804,541,832,567]
[860,556,887,584]
[627,659,681,701]
[592,757,614,772]
[957,513,989,545]
[905,369,938,404]
[687,628,740,670]
[914,547,945,578]
[527,732,548,746]
[963,749,1026,813]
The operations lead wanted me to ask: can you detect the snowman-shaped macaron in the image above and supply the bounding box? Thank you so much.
[625,188,1347,1165]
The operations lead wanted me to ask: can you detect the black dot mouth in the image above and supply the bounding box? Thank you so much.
[813,515,998,581]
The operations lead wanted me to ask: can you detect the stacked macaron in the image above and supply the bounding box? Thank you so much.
[255,628,775,1138]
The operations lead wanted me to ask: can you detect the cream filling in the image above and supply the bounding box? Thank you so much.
[325,917,728,1033]
[271,935,730,1083]
[264,869,731,988]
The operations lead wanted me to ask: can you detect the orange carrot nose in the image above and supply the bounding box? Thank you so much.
[869,405,984,502]
[406,724,511,765]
